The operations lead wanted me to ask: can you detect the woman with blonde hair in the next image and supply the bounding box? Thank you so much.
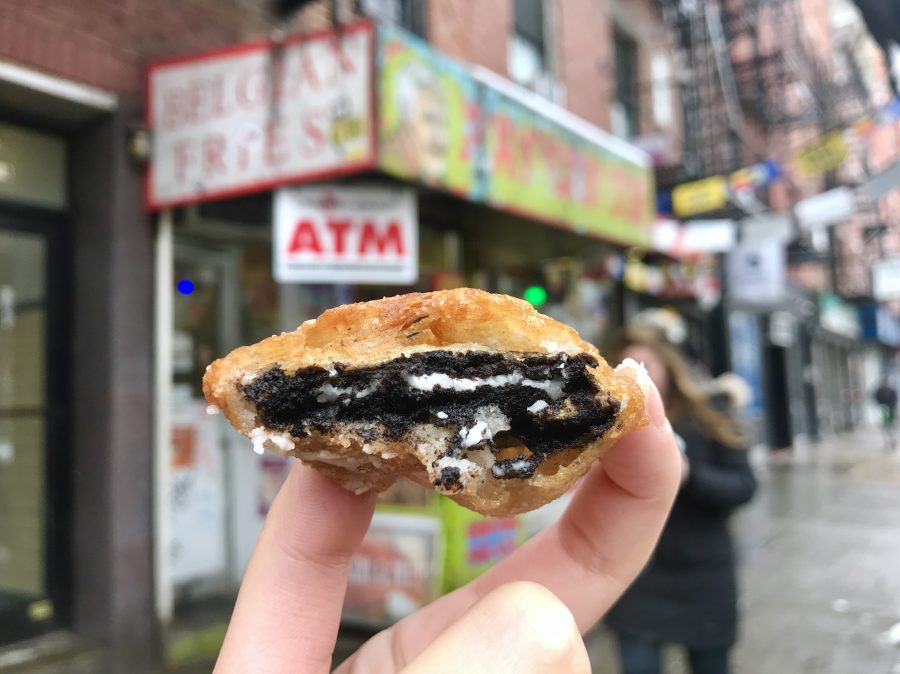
[605,325,757,674]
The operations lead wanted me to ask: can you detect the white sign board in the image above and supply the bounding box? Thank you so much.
[873,256,900,301]
[274,185,418,284]
[794,186,854,229]
[147,22,374,209]
[726,239,786,305]
[682,219,737,253]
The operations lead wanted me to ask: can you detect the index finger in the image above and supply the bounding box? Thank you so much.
[214,463,376,674]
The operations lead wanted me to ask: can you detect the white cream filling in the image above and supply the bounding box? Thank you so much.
[436,411,448,420]
[405,372,564,400]
[249,426,296,455]
[527,399,549,414]
[458,406,511,448]
[492,457,533,477]
[206,404,220,415]
[316,383,373,402]
[434,455,480,487]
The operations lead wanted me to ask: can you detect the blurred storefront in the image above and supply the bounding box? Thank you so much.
[147,21,657,665]
[813,293,864,435]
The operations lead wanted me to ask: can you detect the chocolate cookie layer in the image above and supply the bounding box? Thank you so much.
[242,350,621,485]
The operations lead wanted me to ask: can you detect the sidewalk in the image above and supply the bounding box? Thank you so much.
[585,427,900,673]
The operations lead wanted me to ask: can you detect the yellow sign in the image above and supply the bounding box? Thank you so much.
[794,130,847,176]
[672,176,728,217]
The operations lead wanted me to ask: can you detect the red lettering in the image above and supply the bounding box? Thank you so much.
[327,220,352,254]
[301,110,326,156]
[203,134,227,176]
[330,40,357,75]
[584,157,600,206]
[295,51,321,91]
[237,125,262,171]
[173,139,194,183]
[163,89,185,130]
[555,145,574,199]
[461,102,480,161]
[517,128,535,183]
[358,221,404,255]
[265,121,287,166]
[211,75,227,116]
[288,220,322,254]
[236,65,266,109]
[493,116,516,178]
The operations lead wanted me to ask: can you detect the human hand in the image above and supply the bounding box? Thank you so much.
[214,374,681,673]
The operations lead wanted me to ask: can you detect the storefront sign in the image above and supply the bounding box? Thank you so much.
[726,239,786,305]
[682,219,736,252]
[728,311,764,412]
[740,213,793,244]
[819,293,860,338]
[872,256,900,301]
[378,23,479,196]
[859,302,900,347]
[672,176,728,217]
[169,401,227,584]
[147,21,375,209]
[728,160,781,192]
[273,185,417,284]
[794,130,848,177]
[343,511,443,626]
[481,85,654,246]
[794,186,854,229]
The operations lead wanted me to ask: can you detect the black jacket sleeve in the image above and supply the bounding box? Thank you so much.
[681,438,757,511]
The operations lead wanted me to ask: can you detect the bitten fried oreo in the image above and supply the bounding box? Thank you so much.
[203,288,647,516]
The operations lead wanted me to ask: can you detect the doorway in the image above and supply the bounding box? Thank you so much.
[0,209,69,644]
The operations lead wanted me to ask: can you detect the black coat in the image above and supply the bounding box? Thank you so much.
[605,418,757,648]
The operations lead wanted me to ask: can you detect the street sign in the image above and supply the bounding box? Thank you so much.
[872,257,900,301]
[794,130,847,177]
[672,176,728,217]
[273,185,418,284]
[146,21,375,210]
[794,186,854,229]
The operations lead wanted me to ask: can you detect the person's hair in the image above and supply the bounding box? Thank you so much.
[611,325,744,448]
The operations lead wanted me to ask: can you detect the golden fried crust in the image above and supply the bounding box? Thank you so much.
[203,288,647,516]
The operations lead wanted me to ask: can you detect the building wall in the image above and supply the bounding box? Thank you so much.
[428,0,510,75]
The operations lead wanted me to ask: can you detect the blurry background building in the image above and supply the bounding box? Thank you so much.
[1,0,899,672]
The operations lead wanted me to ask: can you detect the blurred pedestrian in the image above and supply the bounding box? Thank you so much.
[874,376,898,450]
[605,325,757,674]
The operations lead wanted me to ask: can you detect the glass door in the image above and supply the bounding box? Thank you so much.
[0,213,68,643]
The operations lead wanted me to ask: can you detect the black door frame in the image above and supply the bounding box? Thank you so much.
[0,202,71,644]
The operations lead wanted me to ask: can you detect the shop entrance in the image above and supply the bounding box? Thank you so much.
[0,210,69,644]
[167,225,349,621]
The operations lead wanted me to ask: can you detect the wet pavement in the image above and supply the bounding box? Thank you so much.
[585,429,900,673]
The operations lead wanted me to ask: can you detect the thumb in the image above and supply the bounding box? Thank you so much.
[400,582,591,674]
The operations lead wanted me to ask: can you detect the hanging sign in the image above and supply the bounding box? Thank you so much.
[794,186,854,229]
[147,21,375,210]
[672,176,728,217]
[794,130,847,177]
[728,160,781,192]
[273,185,418,284]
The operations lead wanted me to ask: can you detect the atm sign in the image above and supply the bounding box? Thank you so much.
[274,186,418,284]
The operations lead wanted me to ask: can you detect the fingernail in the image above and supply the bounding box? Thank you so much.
[637,371,668,429]
[615,358,668,429]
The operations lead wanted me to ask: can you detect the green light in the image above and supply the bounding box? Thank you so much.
[523,285,548,306]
